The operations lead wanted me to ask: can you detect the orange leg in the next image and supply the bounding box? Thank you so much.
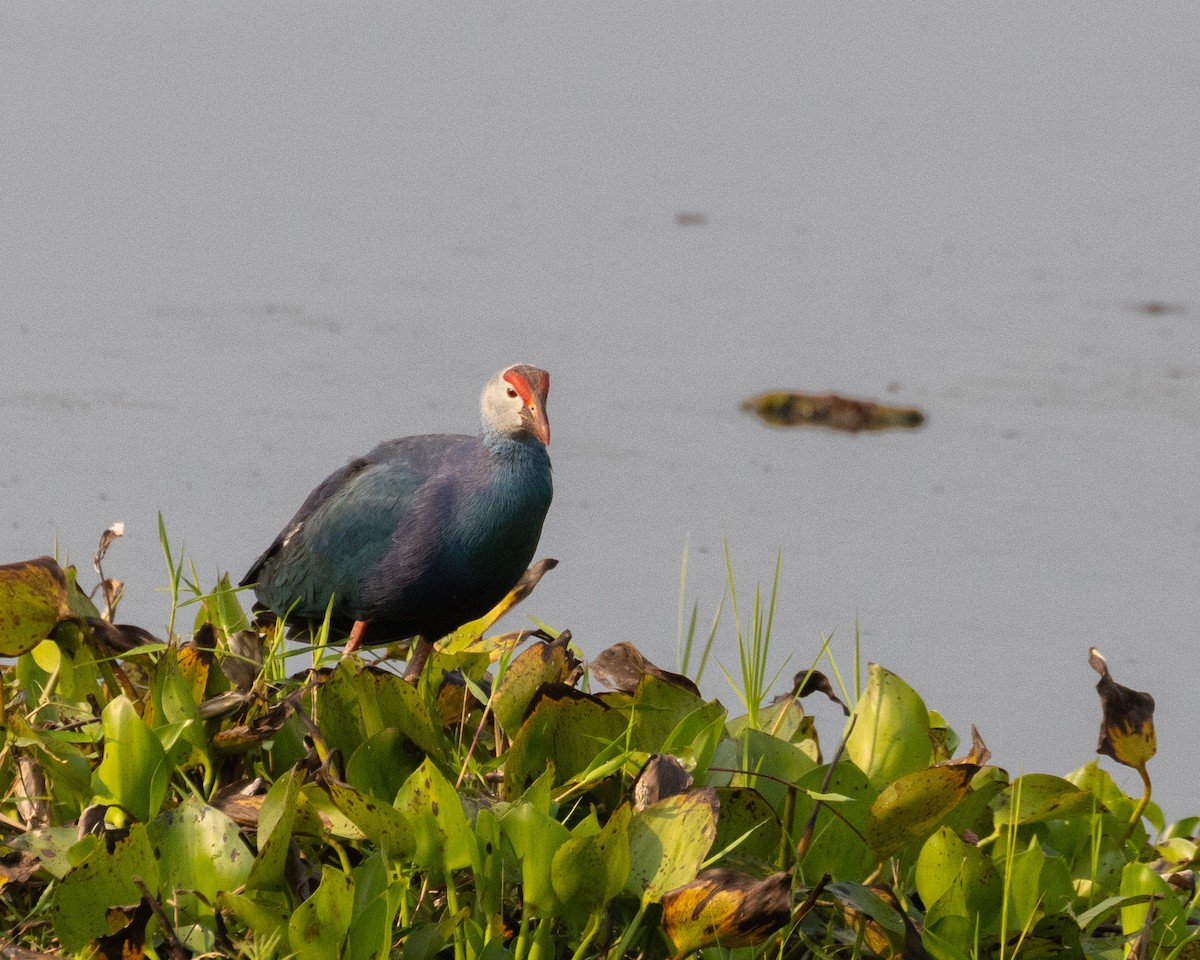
[344,619,369,654]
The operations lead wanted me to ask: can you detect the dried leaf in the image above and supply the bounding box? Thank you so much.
[590,640,700,697]
[1089,648,1156,770]
[633,754,694,811]
[772,668,849,715]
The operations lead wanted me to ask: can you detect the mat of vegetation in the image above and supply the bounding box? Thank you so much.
[0,530,1196,959]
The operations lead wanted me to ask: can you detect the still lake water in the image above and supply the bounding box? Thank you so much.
[3,4,1197,818]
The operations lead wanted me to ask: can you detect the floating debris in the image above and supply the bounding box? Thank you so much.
[741,390,926,432]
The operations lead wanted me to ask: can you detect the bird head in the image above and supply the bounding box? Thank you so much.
[482,364,551,445]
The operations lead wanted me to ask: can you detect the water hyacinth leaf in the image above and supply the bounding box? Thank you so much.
[50,824,160,952]
[93,694,169,823]
[346,853,407,960]
[146,796,253,900]
[321,774,414,859]
[1004,835,1073,930]
[733,727,819,812]
[499,801,571,917]
[626,787,719,906]
[345,726,423,801]
[551,802,631,921]
[1088,648,1156,770]
[1119,861,1186,943]
[792,762,877,882]
[993,774,1099,825]
[628,673,708,754]
[662,869,793,956]
[247,767,303,891]
[504,685,628,793]
[491,637,572,735]
[844,664,932,790]
[395,757,478,873]
[5,826,81,880]
[712,788,783,865]
[865,763,979,861]
[0,556,71,656]
[289,865,354,960]
[318,660,447,762]
[916,826,1003,937]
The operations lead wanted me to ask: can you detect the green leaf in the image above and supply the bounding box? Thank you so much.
[0,556,70,656]
[865,763,978,860]
[318,660,447,763]
[147,796,253,899]
[551,803,631,923]
[246,767,303,891]
[322,775,415,860]
[844,663,932,789]
[505,687,628,793]
[625,787,719,906]
[492,640,572,735]
[345,727,423,801]
[93,694,170,822]
[712,787,783,865]
[50,824,160,952]
[993,774,1099,825]
[732,726,818,813]
[394,758,478,873]
[289,865,354,960]
[916,826,1004,937]
[792,762,877,883]
[499,801,571,917]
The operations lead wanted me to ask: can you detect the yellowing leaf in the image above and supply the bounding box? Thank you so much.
[0,556,71,656]
[626,788,719,906]
[866,763,979,860]
[662,869,792,957]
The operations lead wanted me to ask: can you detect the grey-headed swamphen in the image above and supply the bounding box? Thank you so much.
[241,364,553,681]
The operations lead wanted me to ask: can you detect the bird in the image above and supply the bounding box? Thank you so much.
[240,364,553,682]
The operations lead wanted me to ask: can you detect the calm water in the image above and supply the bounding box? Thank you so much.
[3,3,1197,818]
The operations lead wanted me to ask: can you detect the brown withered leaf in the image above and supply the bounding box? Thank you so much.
[742,390,925,432]
[223,627,266,691]
[89,898,152,960]
[772,668,849,715]
[590,640,701,697]
[92,523,125,621]
[0,850,41,884]
[85,618,162,655]
[662,869,793,957]
[211,700,294,754]
[634,754,695,811]
[1089,648,1156,770]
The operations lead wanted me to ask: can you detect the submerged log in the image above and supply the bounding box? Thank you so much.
[741,390,925,432]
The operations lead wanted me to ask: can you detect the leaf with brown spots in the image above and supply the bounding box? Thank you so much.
[0,557,71,656]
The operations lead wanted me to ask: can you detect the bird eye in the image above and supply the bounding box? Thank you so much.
[506,387,519,399]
